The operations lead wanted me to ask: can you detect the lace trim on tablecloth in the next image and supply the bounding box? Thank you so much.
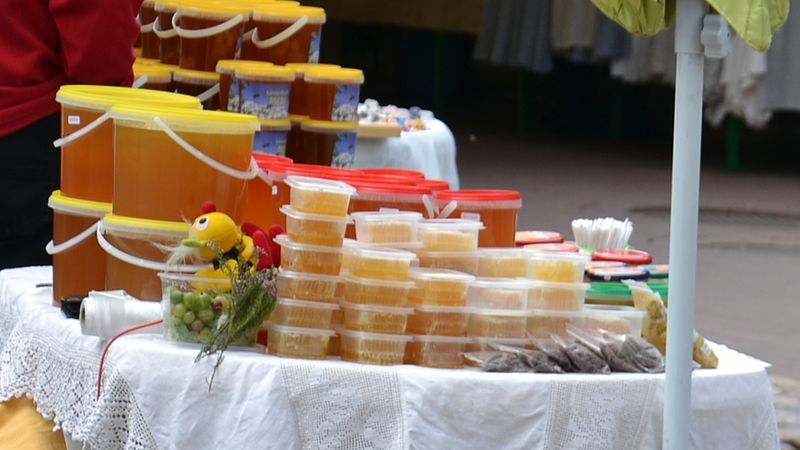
[543,377,656,450]
[0,313,159,450]
[280,359,406,450]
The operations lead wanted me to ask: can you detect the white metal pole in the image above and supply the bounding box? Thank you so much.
[664,0,706,448]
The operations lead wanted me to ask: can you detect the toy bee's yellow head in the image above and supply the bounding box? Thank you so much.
[183,212,241,260]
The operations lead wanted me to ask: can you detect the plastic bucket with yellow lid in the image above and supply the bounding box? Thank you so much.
[304,67,364,122]
[46,190,112,306]
[173,68,221,110]
[215,60,273,112]
[285,63,340,117]
[235,63,294,119]
[54,85,201,203]
[153,0,185,65]
[133,62,173,91]
[246,5,326,64]
[294,119,358,168]
[109,104,260,223]
[140,0,161,59]
[98,213,208,301]
[173,3,250,71]
[254,118,291,155]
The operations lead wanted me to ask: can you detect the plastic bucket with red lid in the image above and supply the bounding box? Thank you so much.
[242,154,294,230]
[416,179,450,192]
[320,172,417,186]
[347,181,434,238]
[361,168,426,180]
[436,190,522,248]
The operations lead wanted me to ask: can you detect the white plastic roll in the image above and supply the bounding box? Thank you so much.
[79,290,163,339]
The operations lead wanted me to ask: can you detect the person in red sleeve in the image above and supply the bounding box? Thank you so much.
[0,0,143,268]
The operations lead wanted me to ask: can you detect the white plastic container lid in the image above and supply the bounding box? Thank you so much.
[413,304,473,314]
[276,297,340,310]
[418,218,484,231]
[350,210,423,222]
[336,327,413,342]
[285,175,356,196]
[470,308,530,317]
[268,322,337,336]
[477,247,527,257]
[469,277,531,290]
[584,304,645,318]
[526,280,591,291]
[409,334,473,344]
[280,205,353,223]
[273,234,345,254]
[277,270,341,283]
[470,336,531,346]
[339,300,413,315]
[408,267,476,282]
[526,251,591,262]
[417,250,479,258]
[526,308,586,318]
[343,274,415,289]
[350,245,418,262]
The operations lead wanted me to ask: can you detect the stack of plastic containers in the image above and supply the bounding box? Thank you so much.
[268,176,356,359]
[416,218,484,275]
[524,251,591,338]
[465,278,531,352]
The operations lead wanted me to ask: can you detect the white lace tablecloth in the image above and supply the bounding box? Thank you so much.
[353,119,460,190]
[0,267,780,450]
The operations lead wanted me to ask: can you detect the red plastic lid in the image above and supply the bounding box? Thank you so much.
[437,189,521,201]
[515,231,564,246]
[592,248,653,265]
[269,162,363,178]
[321,172,417,186]
[253,153,292,169]
[348,180,432,195]
[416,179,450,192]
[361,168,425,179]
[524,242,579,253]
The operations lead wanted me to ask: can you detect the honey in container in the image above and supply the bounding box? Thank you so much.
[436,190,522,248]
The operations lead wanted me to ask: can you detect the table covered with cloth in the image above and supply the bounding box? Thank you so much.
[0,267,780,450]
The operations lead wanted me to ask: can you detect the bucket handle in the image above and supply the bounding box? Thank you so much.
[153,116,259,180]
[172,10,245,39]
[96,222,209,273]
[250,16,308,49]
[53,112,110,148]
[46,221,99,255]
[196,83,220,103]
[256,169,272,186]
[141,20,155,33]
[421,194,437,219]
[437,200,458,219]
[132,75,148,89]
[152,16,178,39]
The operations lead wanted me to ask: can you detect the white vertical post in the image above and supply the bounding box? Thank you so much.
[664,0,706,449]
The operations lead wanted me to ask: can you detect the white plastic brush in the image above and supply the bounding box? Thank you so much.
[571,217,633,251]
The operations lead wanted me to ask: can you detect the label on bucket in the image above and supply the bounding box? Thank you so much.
[331,131,356,168]
[253,129,287,156]
[68,115,81,125]
[332,84,359,122]
[228,77,241,112]
[240,81,290,120]
[309,31,321,63]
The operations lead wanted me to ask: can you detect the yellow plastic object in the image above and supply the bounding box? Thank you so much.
[133,63,173,84]
[267,323,334,359]
[251,5,326,23]
[285,63,341,77]
[110,103,258,133]
[48,190,112,216]
[590,0,675,36]
[304,67,364,84]
[56,84,200,110]
[235,63,295,81]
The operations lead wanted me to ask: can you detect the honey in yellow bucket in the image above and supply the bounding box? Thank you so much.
[173,68,221,110]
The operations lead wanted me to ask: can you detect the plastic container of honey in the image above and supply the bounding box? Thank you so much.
[436,190,522,248]
[466,278,529,310]
[405,335,471,368]
[276,270,340,303]
[418,219,483,252]
[281,205,350,247]
[100,214,197,301]
[351,211,423,245]
[140,1,160,59]
[274,234,343,275]
[47,191,111,306]
[526,309,584,338]
[133,63,173,91]
[583,304,645,336]
[285,63,340,117]
[153,0,182,65]
[342,275,413,307]
[297,120,358,167]
[254,119,291,155]
[267,322,335,359]
[173,68,221,110]
[417,251,479,275]
[347,246,417,281]
[346,184,434,236]
[305,67,364,122]
[525,251,590,283]
[467,309,529,338]
[338,328,411,365]
[109,105,258,222]
[173,3,248,71]
[216,60,266,112]
[406,304,472,336]
[245,5,326,65]
[270,297,339,329]
[407,267,475,307]
[268,165,360,228]
[526,280,589,311]
[55,85,201,203]
[476,248,528,278]
[340,301,412,334]
[284,175,356,217]
[235,63,294,119]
